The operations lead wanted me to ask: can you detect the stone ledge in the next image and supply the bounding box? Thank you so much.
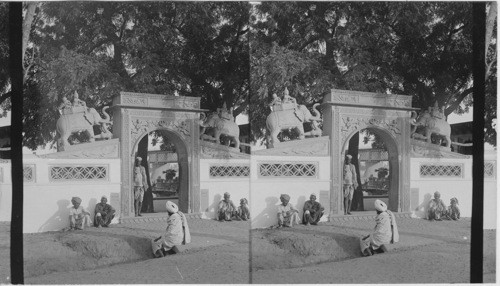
[253,136,330,157]
[200,141,250,159]
[40,139,120,159]
[119,212,205,224]
[410,139,470,159]
[328,212,412,222]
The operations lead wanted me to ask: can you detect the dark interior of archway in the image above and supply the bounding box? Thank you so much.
[137,131,180,213]
[348,129,390,212]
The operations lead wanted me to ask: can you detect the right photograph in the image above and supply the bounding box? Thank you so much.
[248,2,496,283]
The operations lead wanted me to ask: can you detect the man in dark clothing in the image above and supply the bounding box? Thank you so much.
[303,193,325,225]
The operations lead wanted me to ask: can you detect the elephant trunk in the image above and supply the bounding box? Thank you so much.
[410,111,419,126]
[102,106,111,123]
[199,113,207,126]
[309,103,322,122]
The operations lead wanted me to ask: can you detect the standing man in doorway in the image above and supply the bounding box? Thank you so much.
[343,154,358,215]
[134,156,149,217]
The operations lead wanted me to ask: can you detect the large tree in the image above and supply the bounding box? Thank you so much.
[23,2,250,150]
[0,3,10,117]
[250,2,496,145]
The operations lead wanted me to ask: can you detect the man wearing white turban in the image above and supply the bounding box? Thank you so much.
[68,197,91,230]
[277,194,300,228]
[427,191,447,221]
[360,199,399,256]
[343,154,358,215]
[217,192,238,221]
[152,201,191,258]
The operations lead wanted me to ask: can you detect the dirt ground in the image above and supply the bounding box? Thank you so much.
[0,217,495,284]
[0,222,10,284]
[251,217,496,284]
[23,219,250,284]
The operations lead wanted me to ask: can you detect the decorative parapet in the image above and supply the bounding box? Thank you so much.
[115,92,201,111]
[200,141,250,159]
[40,139,120,159]
[410,139,470,159]
[23,164,35,183]
[49,165,109,181]
[484,161,496,179]
[209,164,250,178]
[252,136,329,157]
[258,162,318,178]
[419,163,464,178]
[323,89,414,110]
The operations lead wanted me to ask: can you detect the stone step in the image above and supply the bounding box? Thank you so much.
[119,212,205,224]
[328,211,413,222]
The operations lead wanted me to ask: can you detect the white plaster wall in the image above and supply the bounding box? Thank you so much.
[0,161,11,222]
[250,155,331,229]
[483,152,497,230]
[410,157,472,219]
[23,158,121,233]
[409,156,498,229]
[199,158,250,219]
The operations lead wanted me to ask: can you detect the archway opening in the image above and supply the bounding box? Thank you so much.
[133,129,189,214]
[344,127,399,212]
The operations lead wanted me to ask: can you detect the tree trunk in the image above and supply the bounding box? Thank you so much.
[22,2,38,84]
[485,2,497,57]
[348,132,364,211]
[22,2,37,65]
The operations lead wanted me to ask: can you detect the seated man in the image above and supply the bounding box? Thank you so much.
[152,201,191,258]
[303,193,324,225]
[237,198,250,221]
[428,191,447,221]
[94,196,116,227]
[217,192,238,221]
[69,197,91,230]
[360,200,399,256]
[277,194,300,228]
[447,197,460,220]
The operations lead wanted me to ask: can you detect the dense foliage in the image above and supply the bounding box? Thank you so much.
[250,2,496,146]
[23,2,250,150]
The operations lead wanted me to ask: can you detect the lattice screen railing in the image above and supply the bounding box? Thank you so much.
[23,165,35,182]
[419,163,463,178]
[50,165,108,181]
[484,161,496,179]
[259,163,317,178]
[209,165,250,178]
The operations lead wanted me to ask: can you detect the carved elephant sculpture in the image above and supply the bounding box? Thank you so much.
[56,106,111,150]
[266,103,321,147]
[410,110,451,148]
[200,112,240,149]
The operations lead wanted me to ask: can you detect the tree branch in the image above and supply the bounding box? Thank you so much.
[444,87,473,116]
[232,102,248,118]
[0,91,11,106]
[297,34,322,52]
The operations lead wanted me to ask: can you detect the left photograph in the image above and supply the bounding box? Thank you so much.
[0,2,10,284]
[14,2,250,283]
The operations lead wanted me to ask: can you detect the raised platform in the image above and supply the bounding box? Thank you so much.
[410,139,470,159]
[40,138,120,159]
[200,140,250,159]
[328,211,413,222]
[120,212,206,224]
[252,136,330,157]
